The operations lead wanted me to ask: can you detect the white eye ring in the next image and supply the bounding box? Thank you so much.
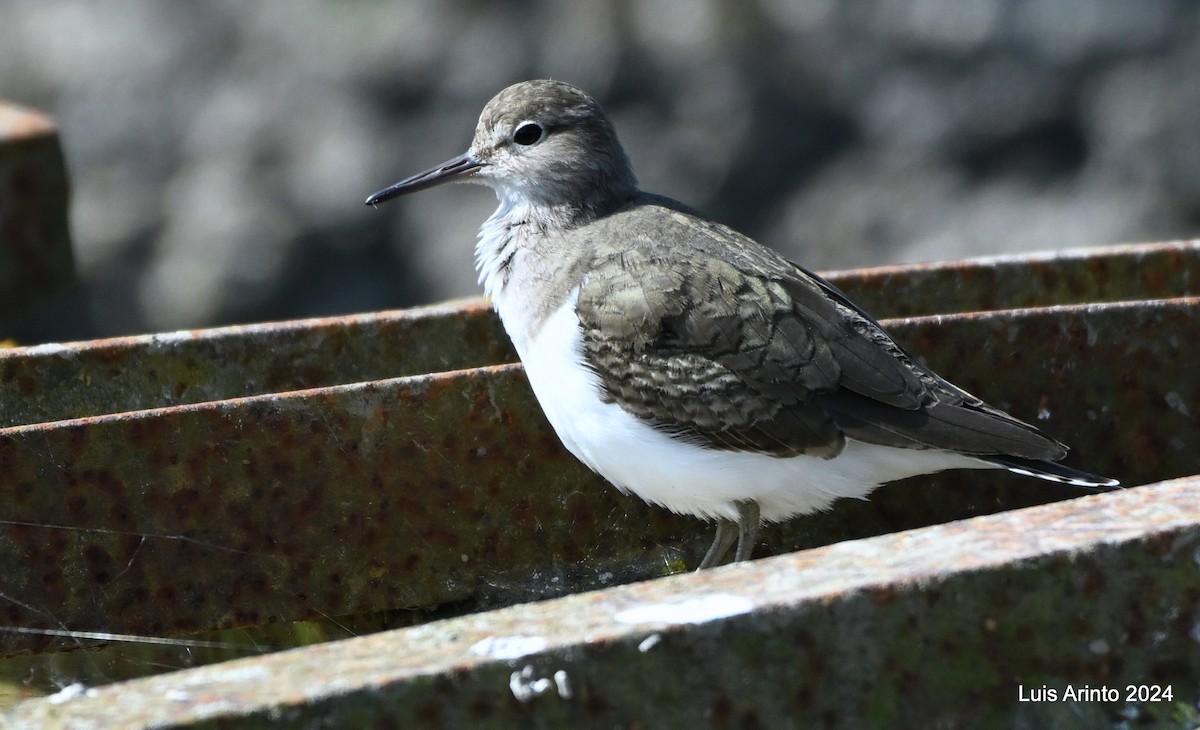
[513,121,545,146]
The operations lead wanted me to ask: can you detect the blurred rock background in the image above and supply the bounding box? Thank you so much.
[2,0,1198,343]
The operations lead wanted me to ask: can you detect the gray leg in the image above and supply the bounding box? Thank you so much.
[697,501,761,570]
[732,500,761,563]
[697,519,738,570]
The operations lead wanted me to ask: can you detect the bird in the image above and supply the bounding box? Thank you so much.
[366,79,1119,569]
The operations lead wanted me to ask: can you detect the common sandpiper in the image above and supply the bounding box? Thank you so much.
[366,79,1118,569]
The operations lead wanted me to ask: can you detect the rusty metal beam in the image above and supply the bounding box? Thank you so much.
[0,299,514,429]
[0,102,74,317]
[0,297,1194,659]
[2,241,1195,429]
[8,476,1198,729]
[824,239,1200,317]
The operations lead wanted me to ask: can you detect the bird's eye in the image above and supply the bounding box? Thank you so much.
[513,122,545,146]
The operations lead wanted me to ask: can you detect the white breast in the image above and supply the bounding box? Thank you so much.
[500,288,990,524]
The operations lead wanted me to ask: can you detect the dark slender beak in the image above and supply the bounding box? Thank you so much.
[364,153,482,206]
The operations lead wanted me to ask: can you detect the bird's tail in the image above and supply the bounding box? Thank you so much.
[985,455,1120,489]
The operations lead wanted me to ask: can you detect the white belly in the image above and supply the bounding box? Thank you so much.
[498,290,988,523]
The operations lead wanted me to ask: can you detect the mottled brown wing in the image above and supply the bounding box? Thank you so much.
[574,203,1067,462]
[574,212,929,458]
[797,266,1068,460]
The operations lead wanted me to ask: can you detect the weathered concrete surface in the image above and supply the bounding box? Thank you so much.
[8,476,1198,729]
